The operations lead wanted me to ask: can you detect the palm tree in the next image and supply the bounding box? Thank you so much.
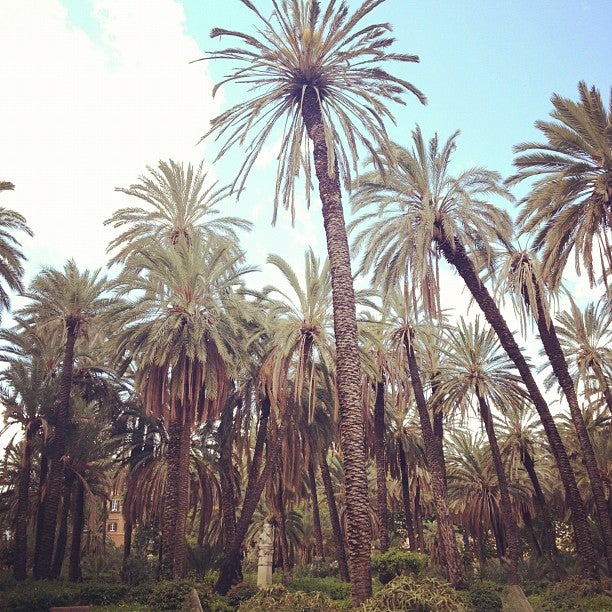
[382,290,466,588]
[200,2,425,602]
[110,235,252,578]
[435,317,526,584]
[105,159,251,267]
[0,182,33,313]
[552,296,612,416]
[500,247,612,573]
[17,260,112,580]
[351,126,600,579]
[507,82,612,290]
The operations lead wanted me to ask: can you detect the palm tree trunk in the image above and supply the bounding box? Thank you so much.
[13,418,40,581]
[50,469,75,579]
[218,403,239,552]
[397,438,417,551]
[172,420,191,579]
[161,420,181,578]
[123,521,133,560]
[590,361,612,417]
[320,450,350,582]
[302,86,372,605]
[522,449,559,559]
[275,473,292,584]
[476,392,521,584]
[33,453,48,574]
[530,285,612,574]
[215,398,288,595]
[68,478,85,582]
[522,507,542,559]
[438,237,599,579]
[374,379,390,552]
[403,332,466,589]
[34,320,78,579]
[415,480,426,552]
[308,458,325,559]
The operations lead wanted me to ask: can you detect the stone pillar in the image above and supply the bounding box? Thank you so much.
[257,520,274,588]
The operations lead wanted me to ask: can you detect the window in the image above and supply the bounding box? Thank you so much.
[110,499,120,513]
[108,522,118,533]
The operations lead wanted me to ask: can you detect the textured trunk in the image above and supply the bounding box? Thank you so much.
[374,379,390,552]
[123,521,133,560]
[34,321,77,579]
[522,508,543,559]
[33,454,48,574]
[308,458,325,559]
[530,284,612,575]
[404,332,466,588]
[415,481,425,552]
[275,474,292,583]
[68,478,85,582]
[172,421,191,579]
[302,86,372,605]
[161,420,181,578]
[397,438,417,551]
[477,393,521,584]
[320,451,350,582]
[438,237,599,579]
[215,399,288,594]
[522,450,559,559]
[50,469,75,579]
[219,403,241,552]
[13,418,40,581]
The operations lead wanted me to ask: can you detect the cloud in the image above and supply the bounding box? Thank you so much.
[0,0,219,281]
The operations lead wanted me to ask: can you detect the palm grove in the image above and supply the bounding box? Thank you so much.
[0,1,610,606]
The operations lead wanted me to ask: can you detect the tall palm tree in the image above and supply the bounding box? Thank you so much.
[351,126,600,579]
[435,317,526,584]
[0,182,33,313]
[500,247,612,573]
[105,159,251,267]
[110,235,252,578]
[199,2,426,603]
[17,260,112,579]
[507,82,612,290]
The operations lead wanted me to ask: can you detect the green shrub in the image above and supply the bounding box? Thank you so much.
[287,575,351,600]
[371,549,428,584]
[121,555,154,584]
[226,582,259,607]
[360,575,468,612]
[468,581,502,612]
[78,582,129,605]
[149,580,203,611]
[200,593,234,612]
[527,577,612,612]
[129,582,155,604]
[1,580,82,612]
[0,570,17,592]
[237,585,342,611]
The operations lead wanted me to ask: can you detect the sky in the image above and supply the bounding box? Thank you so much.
[0,1,610,337]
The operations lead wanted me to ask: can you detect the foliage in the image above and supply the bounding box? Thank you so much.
[525,576,612,611]
[147,580,206,611]
[371,548,428,584]
[467,580,503,612]
[287,575,351,600]
[225,582,260,607]
[237,585,344,611]
[121,555,155,585]
[360,575,468,611]
[75,582,129,605]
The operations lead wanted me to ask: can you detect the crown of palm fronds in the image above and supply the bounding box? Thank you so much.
[508,81,612,289]
[198,0,425,223]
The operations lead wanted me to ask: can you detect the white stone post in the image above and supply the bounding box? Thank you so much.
[257,520,274,588]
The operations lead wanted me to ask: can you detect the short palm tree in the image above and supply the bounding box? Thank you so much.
[106,159,251,267]
[17,260,112,579]
[350,126,600,579]
[110,235,252,578]
[434,317,526,584]
[200,2,425,602]
[0,182,33,313]
[552,296,612,415]
[508,82,612,290]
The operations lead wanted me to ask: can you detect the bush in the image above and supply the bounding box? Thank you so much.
[226,582,259,607]
[78,582,129,605]
[527,576,612,612]
[0,581,82,612]
[237,585,342,611]
[287,575,351,601]
[148,580,204,611]
[371,549,428,584]
[468,581,502,612]
[360,575,468,612]
[121,555,154,585]
[0,570,17,592]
